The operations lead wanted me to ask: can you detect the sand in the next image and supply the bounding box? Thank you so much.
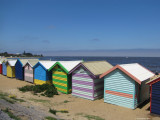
[0,74,160,120]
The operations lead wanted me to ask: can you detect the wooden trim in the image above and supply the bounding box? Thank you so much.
[147,78,160,85]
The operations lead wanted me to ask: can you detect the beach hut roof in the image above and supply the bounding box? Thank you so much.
[100,63,154,84]
[83,61,113,76]
[146,75,160,85]
[24,59,39,67]
[37,61,57,70]
[18,59,29,66]
[48,61,82,73]
[6,60,17,66]
[69,61,113,77]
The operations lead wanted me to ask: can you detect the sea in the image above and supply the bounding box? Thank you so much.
[39,56,160,73]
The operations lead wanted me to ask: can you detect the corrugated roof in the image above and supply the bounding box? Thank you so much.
[7,60,17,66]
[19,59,29,66]
[24,59,39,67]
[59,61,82,72]
[119,63,154,82]
[19,59,38,66]
[82,61,113,76]
[146,75,160,84]
[39,61,57,70]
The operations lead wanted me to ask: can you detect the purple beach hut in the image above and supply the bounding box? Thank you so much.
[69,61,113,100]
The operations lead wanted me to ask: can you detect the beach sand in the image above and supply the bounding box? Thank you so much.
[0,74,159,120]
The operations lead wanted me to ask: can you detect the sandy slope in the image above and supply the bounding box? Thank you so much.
[0,74,160,120]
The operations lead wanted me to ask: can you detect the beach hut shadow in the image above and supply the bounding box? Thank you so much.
[137,99,150,109]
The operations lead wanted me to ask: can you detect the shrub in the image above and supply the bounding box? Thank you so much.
[18,84,58,97]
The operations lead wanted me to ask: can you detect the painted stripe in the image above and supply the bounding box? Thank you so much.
[105,88,133,94]
[72,76,93,82]
[53,71,67,75]
[56,87,67,93]
[53,76,67,81]
[72,86,93,93]
[54,84,67,90]
[34,79,51,85]
[53,74,67,78]
[105,90,133,98]
[72,83,92,89]
[25,73,33,77]
[73,73,92,79]
[72,89,93,96]
[53,79,67,84]
[72,79,93,86]
[53,81,67,87]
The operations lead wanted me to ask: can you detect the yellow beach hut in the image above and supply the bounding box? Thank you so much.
[6,60,17,78]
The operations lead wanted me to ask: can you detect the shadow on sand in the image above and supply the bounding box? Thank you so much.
[138,99,150,109]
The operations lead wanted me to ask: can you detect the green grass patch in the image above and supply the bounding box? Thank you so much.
[76,113,105,120]
[0,92,15,104]
[29,98,49,103]
[49,108,69,115]
[18,84,58,97]
[2,108,21,120]
[45,116,57,120]
[63,100,69,103]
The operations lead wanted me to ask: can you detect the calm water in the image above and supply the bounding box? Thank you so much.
[39,56,160,73]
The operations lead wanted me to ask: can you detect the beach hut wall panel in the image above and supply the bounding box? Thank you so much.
[52,65,70,93]
[15,59,28,80]
[34,61,56,85]
[147,76,160,115]
[104,69,137,109]
[2,62,7,75]
[6,60,16,78]
[49,61,82,94]
[151,81,160,115]
[24,63,34,83]
[24,60,39,83]
[100,63,154,109]
[72,67,104,100]
[0,62,2,74]
[69,61,113,100]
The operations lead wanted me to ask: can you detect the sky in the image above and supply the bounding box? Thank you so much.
[0,0,160,56]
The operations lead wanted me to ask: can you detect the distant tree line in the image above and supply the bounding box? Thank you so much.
[0,51,43,57]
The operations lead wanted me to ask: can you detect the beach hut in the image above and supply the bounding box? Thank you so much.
[2,60,7,76]
[15,59,29,80]
[69,61,113,100]
[100,63,154,109]
[33,61,57,85]
[6,60,17,78]
[147,75,160,115]
[15,59,38,80]
[24,59,39,83]
[0,61,2,74]
[48,61,82,94]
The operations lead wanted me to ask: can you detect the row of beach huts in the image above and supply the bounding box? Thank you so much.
[0,58,160,115]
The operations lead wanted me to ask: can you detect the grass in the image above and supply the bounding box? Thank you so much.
[63,100,70,103]
[49,108,69,115]
[0,92,15,104]
[29,98,49,103]
[45,116,64,120]
[2,108,21,120]
[0,92,25,104]
[19,84,58,97]
[45,116,57,120]
[76,113,105,120]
